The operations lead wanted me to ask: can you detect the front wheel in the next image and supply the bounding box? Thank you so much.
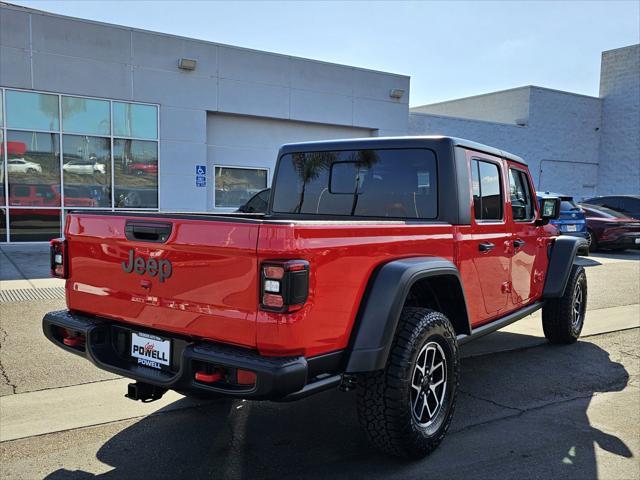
[357,308,459,458]
[542,264,587,344]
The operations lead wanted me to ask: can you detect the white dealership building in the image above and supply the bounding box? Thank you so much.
[0,2,638,241]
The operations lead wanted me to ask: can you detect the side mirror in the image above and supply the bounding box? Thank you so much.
[537,197,561,225]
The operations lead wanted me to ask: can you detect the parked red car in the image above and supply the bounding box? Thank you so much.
[9,184,97,208]
[126,162,158,176]
[0,141,27,156]
[581,203,640,252]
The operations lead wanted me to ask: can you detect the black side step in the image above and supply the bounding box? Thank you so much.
[456,301,544,346]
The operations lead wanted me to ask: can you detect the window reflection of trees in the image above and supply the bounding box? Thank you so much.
[290,150,381,214]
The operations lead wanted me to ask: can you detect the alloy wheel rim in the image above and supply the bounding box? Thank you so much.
[410,341,447,427]
[572,282,584,330]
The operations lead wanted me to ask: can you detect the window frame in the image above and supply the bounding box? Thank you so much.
[213,165,270,210]
[508,166,536,223]
[471,157,505,224]
[0,87,160,242]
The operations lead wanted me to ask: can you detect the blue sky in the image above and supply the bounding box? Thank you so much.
[12,0,640,106]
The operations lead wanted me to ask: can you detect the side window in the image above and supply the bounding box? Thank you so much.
[244,189,270,213]
[471,159,503,221]
[602,197,621,211]
[509,169,534,221]
[626,198,639,214]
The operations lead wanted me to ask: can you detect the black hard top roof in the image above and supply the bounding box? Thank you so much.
[278,135,527,166]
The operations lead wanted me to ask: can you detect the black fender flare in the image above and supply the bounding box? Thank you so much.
[345,257,470,373]
[543,235,581,298]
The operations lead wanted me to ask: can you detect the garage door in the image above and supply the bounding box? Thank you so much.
[207,113,373,209]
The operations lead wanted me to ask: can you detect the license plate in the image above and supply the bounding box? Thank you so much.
[131,331,171,370]
[566,225,577,232]
[635,238,640,245]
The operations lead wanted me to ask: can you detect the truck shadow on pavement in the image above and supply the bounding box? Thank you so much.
[46,334,632,480]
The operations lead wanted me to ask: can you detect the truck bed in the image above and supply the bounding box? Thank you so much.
[64,211,455,356]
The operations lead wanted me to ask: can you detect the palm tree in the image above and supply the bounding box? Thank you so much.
[292,151,335,213]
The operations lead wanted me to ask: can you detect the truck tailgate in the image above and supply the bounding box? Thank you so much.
[65,213,260,348]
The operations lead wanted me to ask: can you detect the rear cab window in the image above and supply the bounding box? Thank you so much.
[271,149,438,219]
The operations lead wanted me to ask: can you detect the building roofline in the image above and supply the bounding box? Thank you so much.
[601,43,640,55]
[411,86,532,110]
[412,84,600,110]
[528,85,601,101]
[409,111,525,128]
[0,2,410,79]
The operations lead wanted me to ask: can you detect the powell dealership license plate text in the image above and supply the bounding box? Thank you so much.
[131,331,171,370]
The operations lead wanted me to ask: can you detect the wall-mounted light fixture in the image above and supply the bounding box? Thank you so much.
[178,58,197,71]
[389,88,405,99]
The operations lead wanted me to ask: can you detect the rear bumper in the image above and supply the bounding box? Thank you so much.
[599,232,640,249]
[42,310,309,400]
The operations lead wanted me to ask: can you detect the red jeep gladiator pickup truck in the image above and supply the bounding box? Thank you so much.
[44,136,586,458]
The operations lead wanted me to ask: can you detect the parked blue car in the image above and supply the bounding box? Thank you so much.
[537,192,589,255]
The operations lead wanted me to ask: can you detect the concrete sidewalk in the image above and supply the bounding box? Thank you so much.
[0,244,64,291]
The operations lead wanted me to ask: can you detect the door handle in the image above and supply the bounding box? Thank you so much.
[514,239,526,249]
[478,242,495,252]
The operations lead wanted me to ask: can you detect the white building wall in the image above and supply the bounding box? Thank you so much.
[0,3,410,215]
[409,86,602,199]
[598,45,640,196]
[411,87,531,125]
[202,114,372,211]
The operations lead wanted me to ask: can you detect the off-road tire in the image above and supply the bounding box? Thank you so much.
[542,264,587,344]
[357,308,459,458]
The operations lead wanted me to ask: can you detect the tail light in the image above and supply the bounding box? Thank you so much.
[260,260,309,312]
[50,238,68,279]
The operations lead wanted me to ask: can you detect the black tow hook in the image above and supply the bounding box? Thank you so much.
[125,382,167,403]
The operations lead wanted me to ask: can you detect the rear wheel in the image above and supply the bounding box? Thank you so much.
[587,229,598,252]
[357,308,459,458]
[542,265,587,344]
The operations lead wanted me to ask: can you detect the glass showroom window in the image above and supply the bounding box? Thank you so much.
[62,96,110,136]
[0,94,4,241]
[62,135,111,207]
[113,102,158,140]
[215,167,268,208]
[62,95,112,208]
[4,90,62,241]
[5,90,59,131]
[1,93,4,240]
[113,139,158,208]
[0,88,159,241]
[5,131,61,241]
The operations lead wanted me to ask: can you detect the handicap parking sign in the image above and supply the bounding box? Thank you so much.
[195,165,206,187]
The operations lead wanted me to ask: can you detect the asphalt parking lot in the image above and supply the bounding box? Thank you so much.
[1,245,639,479]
